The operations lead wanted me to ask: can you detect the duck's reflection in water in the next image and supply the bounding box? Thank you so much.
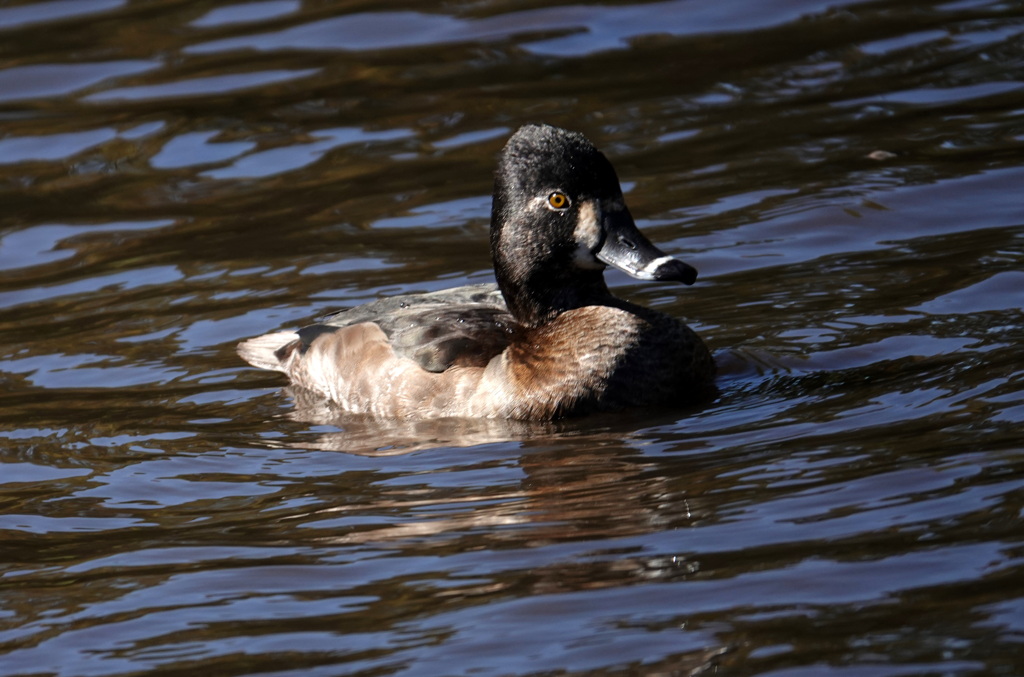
[278,385,714,547]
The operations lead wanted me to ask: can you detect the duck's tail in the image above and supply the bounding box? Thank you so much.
[237,331,299,372]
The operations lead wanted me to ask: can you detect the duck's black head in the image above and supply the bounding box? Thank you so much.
[490,123,698,327]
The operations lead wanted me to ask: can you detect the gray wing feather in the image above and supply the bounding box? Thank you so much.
[316,283,517,373]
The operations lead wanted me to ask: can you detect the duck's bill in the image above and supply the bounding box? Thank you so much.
[597,213,698,285]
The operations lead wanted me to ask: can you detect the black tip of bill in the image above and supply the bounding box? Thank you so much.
[650,257,698,285]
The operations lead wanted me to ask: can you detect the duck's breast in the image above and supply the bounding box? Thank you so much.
[491,304,714,418]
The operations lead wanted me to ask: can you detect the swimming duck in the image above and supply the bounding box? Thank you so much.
[238,124,714,420]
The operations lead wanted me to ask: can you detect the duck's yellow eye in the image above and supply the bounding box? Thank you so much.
[547,191,570,210]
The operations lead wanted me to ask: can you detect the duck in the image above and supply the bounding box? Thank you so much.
[238,123,715,420]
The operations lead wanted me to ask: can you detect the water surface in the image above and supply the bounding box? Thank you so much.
[1,0,1023,675]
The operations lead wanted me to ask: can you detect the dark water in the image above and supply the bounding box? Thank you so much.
[2,0,1023,675]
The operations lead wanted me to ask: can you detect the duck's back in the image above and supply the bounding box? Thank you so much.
[299,283,516,373]
[237,284,523,415]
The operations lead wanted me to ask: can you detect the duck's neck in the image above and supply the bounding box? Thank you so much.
[495,265,614,328]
